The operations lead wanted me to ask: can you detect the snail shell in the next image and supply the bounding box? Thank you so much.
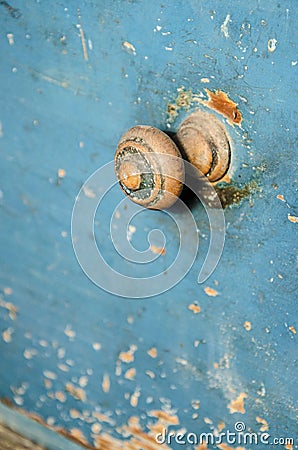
[114,125,184,209]
[175,110,231,182]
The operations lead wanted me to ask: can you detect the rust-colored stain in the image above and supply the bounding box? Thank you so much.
[277,194,285,202]
[228,393,247,414]
[204,287,218,297]
[215,182,257,209]
[288,214,298,223]
[200,89,242,126]
[289,326,296,335]
[256,416,269,432]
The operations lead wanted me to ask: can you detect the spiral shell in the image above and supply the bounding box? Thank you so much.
[175,110,231,182]
[114,125,184,209]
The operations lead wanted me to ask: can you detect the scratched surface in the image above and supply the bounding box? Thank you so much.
[0,0,297,449]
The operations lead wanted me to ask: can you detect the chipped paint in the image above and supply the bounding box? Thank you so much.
[227,393,247,414]
[217,445,245,450]
[188,303,201,314]
[6,32,14,45]
[256,416,269,431]
[0,299,18,320]
[130,387,140,407]
[197,89,242,126]
[147,347,158,358]
[65,383,86,402]
[119,345,137,363]
[122,40,136,55]
[243,321,252,331]
[150,245,166,255]
[2,327,13,343]
[77,8,89,61]
[57,168,66,178]
[124,368,136,380]
[102,373,110,393]
[268,38,277,52]
[204,287,218,297]
[0,2,296,448]
[220,14,231,38]
[277,194,285,202]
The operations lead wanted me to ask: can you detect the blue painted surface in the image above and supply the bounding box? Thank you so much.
[0,0,297,448]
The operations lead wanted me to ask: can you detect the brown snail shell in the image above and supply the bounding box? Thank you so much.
[114,125,184,209]
[175,110,231,182]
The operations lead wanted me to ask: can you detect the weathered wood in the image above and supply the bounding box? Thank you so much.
[0,422,45,450]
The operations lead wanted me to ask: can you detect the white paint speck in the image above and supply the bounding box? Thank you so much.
[164,46,173,51]
[88,39,93,50]
[7,33,14,45]
[291,61,297,66]
[221,14,231,38]
[268,38,277,53]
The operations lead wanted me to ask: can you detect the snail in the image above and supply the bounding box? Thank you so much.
[114,111,231,208]
[174,110,231,182]
[114,125,185,209]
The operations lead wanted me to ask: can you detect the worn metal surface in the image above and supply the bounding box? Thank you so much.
[0,0,297,449]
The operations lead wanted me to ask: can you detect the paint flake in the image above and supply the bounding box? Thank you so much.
[122,41,136,55]
[150,245,166,255]
[2,328,13,343]
[188,303,201,314]
[130,388,140,407]
[268,38,277,52]
[119,345,137,363]
[228,393,247,414]
[256,416,269,431]
[221,14,231,38]
[147,347,158,358]
[0,299,18,320]
[204,286,218,297]
[124,368,136,380]
[43,370,57,380]
[66,382,86,401]
[102,373,110,393]
[243,321,252,331]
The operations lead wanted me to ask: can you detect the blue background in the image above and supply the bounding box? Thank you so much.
[0,0,297,448]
